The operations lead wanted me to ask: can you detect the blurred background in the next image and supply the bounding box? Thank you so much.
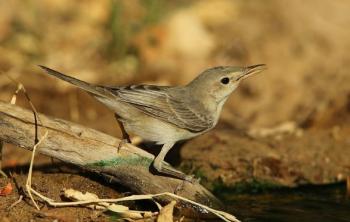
[1,0,350,221]
[1,0,349,131]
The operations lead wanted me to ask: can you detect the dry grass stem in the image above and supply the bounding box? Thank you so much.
[26,187,239,222]
[8,195,24,209]
[4,76,49,209]
[25,131,49,210]
[0,141,6,178]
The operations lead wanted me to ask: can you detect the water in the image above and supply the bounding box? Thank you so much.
[223,184,350,222]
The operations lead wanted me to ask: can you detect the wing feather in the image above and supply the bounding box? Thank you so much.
[108,85,213,132]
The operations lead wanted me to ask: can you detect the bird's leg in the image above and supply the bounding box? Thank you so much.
[114,114,131,152]
[153,142,193,182]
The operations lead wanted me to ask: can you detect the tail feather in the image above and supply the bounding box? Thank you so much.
[38,65,108,98]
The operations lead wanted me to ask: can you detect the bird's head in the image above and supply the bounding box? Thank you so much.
[187,64,266,103]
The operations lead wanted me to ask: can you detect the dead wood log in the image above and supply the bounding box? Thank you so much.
[0,101,222,216]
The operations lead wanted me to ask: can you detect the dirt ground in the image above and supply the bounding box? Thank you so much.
[181,125,350,190]
[0,146,128,222]
[1,0,350,221]
[0,171,120,222]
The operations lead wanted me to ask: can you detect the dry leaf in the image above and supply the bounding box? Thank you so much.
[106,204,129,212]
[63,188,149,219]
[144,211,153,218]
[107,204,152,219]
[0,183,13,196]
[64,188,99,201]
[157,201,176,222]
[118,211,144,219]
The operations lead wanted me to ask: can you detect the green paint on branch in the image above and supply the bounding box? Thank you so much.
[88,155,153,168]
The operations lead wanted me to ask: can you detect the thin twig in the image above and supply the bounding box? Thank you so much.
[25,131,49,210]
[7,74,43,126]
[5,75,47,209]
[154,192,239,222]
[0,140,7,178]
[29,188,54,203]
[8,195,23,209]
[0,78,25,178]
[27,189,239,222]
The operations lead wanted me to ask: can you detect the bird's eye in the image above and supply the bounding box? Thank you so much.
[220,77,230,85]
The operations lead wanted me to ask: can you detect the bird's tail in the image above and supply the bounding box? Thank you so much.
[38,65,109,98]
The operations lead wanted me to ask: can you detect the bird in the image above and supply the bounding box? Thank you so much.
[39,64,266,181]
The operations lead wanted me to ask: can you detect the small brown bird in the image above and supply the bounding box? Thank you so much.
[39,64,266,180]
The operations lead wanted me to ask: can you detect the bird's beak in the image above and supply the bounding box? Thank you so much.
[237,64,267,81]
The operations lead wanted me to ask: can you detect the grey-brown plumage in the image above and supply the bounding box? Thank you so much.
[39,64,266,180]
[114,85,214,133]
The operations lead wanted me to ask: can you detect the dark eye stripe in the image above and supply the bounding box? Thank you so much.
[220,77,230,84]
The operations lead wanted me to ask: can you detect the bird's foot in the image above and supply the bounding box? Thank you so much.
[153,161,200,193]
[154,161,200,183]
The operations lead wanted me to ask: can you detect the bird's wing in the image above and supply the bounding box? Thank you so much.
[107,85,213,133]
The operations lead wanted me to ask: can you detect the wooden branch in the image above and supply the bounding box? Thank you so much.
[0,101,222,216]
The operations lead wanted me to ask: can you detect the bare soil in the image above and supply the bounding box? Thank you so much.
[181,126,350,190]
[0,157,123,221]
